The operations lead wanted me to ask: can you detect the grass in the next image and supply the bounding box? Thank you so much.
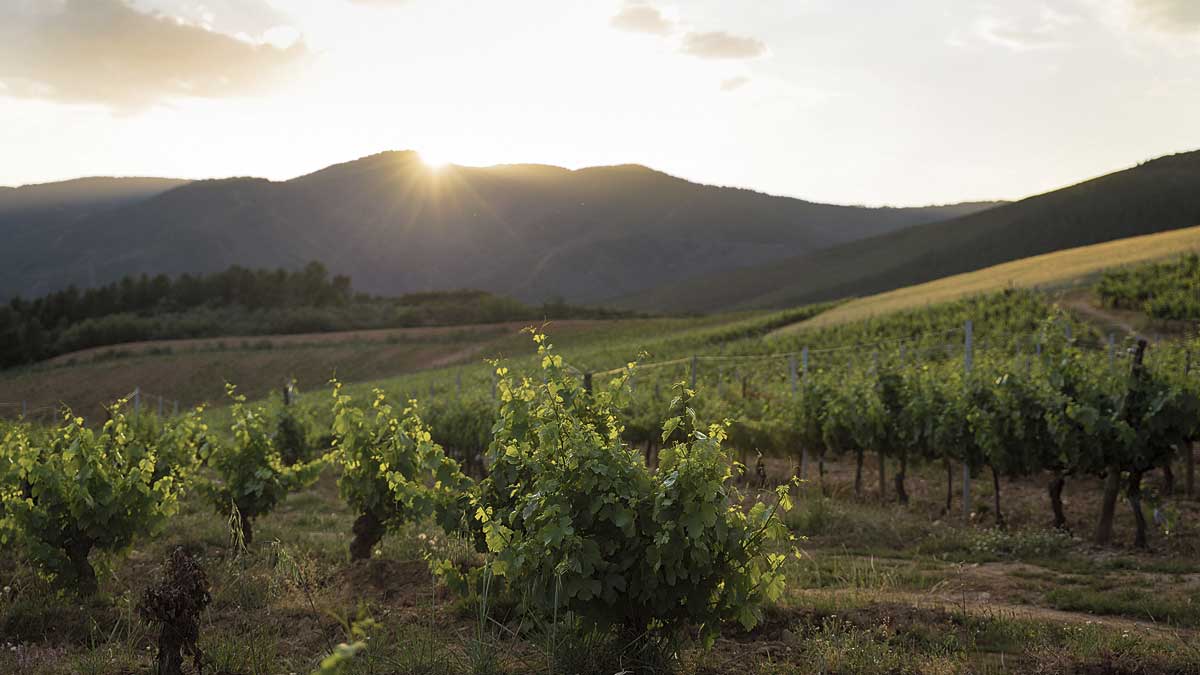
[778,223,1200,332]
[3,459,1200,674]
[1044,586,1200,628]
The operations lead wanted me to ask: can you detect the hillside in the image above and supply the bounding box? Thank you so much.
[0,151,996,303]
[0,177,190,295]
[0,176,188,216]
[771,224,1200,333]
[625,150,1200,312]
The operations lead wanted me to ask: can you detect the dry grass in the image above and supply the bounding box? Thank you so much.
[0,318,679,423]
[777,224,1200,333]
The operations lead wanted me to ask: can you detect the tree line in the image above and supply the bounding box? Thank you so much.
[0,262,639,369]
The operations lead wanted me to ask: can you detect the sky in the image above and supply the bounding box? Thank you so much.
[0,0,1198,206]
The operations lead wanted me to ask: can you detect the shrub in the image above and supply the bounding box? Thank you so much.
[0,403,187,594]
[329,381,473,560]
[474,332,794,646]
[203,385,323,546]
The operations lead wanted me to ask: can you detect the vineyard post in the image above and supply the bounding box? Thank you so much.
[1108,334,1115,368]
[134,387,141,416]
[1064,322,1072,341]
[803,347,812,482]
[158,395,164,418]
[583,372,593,395]
[173,400,179,416]
[1188,350,1196,498]
[789,354,808,481]
[963,320,973,523]
[690,356,697,390]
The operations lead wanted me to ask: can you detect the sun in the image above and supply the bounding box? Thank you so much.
[418,149,450,170]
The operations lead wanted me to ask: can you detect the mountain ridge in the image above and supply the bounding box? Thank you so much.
[618,149,1200,311]
[0,151,1000,303]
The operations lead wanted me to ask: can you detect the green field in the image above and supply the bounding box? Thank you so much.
[6,231,1200,675]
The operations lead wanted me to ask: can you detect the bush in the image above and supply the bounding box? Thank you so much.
[329,382,473,560]
[0,404,188,594]
[473,332,794,645]
[202,385,323,546]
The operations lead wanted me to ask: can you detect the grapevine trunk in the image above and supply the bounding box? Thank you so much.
[66,537,97,596]
[854,449,864,498]
[1049,474,1068,530]
[1095,467,1121,546]
[895,450,909,505]
[991,465,1005,529]
[1127,470,1148,549]
[350,511,386,561]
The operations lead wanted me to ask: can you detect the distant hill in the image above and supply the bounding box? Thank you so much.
[0,176,189,216]
[0,151,996,303]
[0,177,190,294]
[624,150,1200,311]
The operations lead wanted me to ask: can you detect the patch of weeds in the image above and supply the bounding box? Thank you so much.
[969,528,1075,560]
[1044,586,1200,627]
[341,623,461,675]
[790,553,941,591]
[1029,620,1200,674]
[791,615,967,674]
[538,619,672,675]
[785,497,935,550]
[202,629,281,675]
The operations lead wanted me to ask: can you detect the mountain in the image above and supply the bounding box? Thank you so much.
[624,150,1200,312]
[0,176,188,216]
[0,177,191,295]
[0,151,997,303]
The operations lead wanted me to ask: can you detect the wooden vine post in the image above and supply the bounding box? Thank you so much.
[963,320,973,524]
[1187,349,1196,499]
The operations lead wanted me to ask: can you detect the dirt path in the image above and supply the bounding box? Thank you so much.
[1061,295,1139,337]
[802,584,1196,638]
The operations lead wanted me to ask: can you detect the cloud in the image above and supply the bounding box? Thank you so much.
[720,76,751,91]
[950,6,1079,52]
[1131,0,1200,32]
[681,31,767,59]
[610,3,672,35]
[129,0,291,37]
[0,0,306,110]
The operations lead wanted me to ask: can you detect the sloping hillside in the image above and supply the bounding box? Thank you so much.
[0,151,995,303]
[773,224,1200,333]
[626,150,1200,312]
[0,177,190,294]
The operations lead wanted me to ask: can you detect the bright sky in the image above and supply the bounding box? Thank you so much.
[1,0,1198,206]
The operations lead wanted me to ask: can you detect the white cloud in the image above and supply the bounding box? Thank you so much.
[681,31,767,59]
[0,0,307,110]
[1131,0,1200,32]
[611,3,672,35]
[720,75,751,91]
[949,4,1081,52]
